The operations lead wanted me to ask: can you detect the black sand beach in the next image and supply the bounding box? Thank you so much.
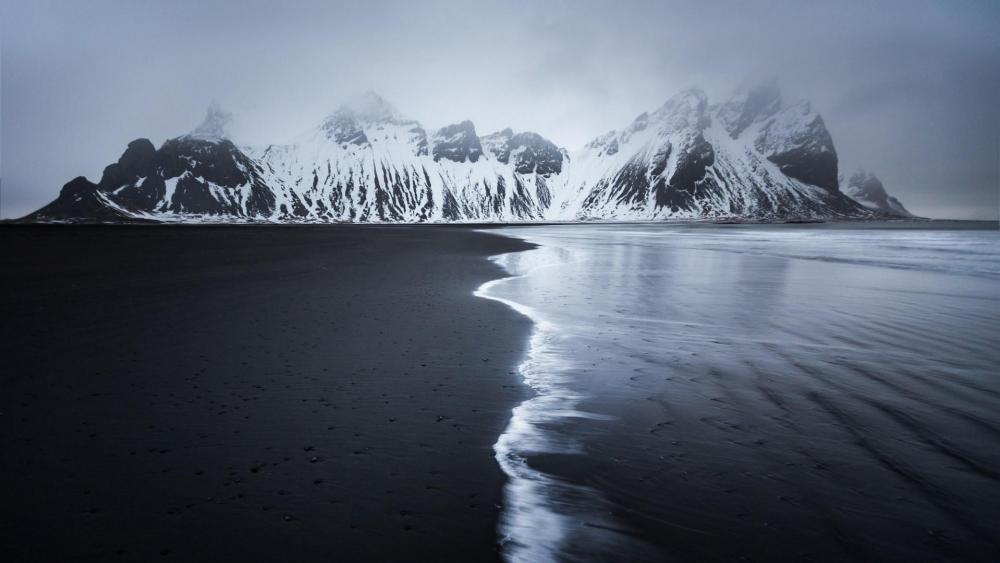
[5,223,999,563]
[0,225,533,561]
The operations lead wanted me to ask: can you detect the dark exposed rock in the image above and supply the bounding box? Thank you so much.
[482,129,563,175]
[755,107,839,192]
[157,138,252,189]
[432,121,483,163]
[322,111,368,146]
[657,135,716,209]
[843,170,913,217]
[480,128,514,161]
[113,176,166,212]
[28,135,276,220]
[21,177,142,223]
[97,139,157,192]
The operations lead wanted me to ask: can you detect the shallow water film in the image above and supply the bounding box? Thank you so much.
[480,223,1000,562]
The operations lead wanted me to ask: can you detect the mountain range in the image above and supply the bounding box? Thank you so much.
[22,85,913,223]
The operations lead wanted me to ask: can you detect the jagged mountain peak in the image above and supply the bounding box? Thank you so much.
[26,84,901,224]
[651,87,711,132]
[751,98,838,192]
[97,138,157,192]
[717,80,784,138]
[318,92,413,146]
[580,89,709,159]
[123,138,157,158]
[843,169,913,217]
[432,120,482,163]
[715,80,830,146]
[656,87,709,112]
[849,168,873,182]
[707,82,841,193]
[22,176,137,223]
[481,128,514,159]
[188,101,233,140]
[482,129,563,175]
[438,119,476,132]
[320,111,368,145]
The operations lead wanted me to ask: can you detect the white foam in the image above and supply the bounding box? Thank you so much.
[475,245,625,562]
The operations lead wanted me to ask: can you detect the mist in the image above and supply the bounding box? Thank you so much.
[2,0,998,219]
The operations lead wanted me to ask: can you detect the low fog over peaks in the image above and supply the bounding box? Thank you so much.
[2,0,998,219]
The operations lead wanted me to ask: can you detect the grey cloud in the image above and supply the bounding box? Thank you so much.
[2,0,998,219]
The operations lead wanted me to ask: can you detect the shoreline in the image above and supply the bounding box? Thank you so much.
[474,232,663,561]
[475,250,561,561]
[466,223,1000,561]
[474,246,609,561]
[4,218,997,230]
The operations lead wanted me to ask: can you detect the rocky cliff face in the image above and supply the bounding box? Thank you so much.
[26,133,275,222]
[842,170,913,217]
[482,129,563,175]
[432,121,483,163]
[248,93,557,222]
[24,87,906,223]
[719,83,839,193]
[21,176,139,223]
[548,85,865,220]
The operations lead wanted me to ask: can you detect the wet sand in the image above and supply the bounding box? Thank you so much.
[0,225,533,561]
[481,223,1000,562]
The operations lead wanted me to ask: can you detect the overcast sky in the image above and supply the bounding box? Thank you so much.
[2,0,998,219]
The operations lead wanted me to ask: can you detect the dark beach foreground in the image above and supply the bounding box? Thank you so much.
[0,225,534,561]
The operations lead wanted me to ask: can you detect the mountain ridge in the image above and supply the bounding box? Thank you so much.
[21,87,913,223]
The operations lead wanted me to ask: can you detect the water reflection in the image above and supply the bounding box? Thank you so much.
[479,224,1000,562]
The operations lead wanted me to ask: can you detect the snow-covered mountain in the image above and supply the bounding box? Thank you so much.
[842,170,912,217]
[248,94,555,222]
[549,84,862,220]
[23,87,911,223]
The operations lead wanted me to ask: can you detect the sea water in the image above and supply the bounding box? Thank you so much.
[477,222,1000,562]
